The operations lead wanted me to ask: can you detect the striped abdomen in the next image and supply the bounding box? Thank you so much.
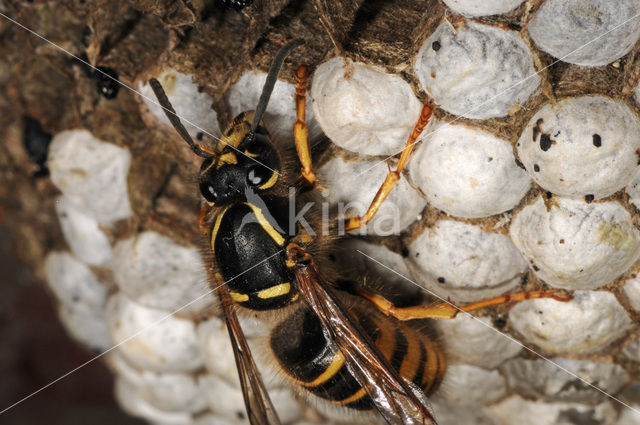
[270,299,446,410]
[211,200,298,310]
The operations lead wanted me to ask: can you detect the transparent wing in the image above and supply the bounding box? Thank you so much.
[292,261,437,425]
[217,286,282,425]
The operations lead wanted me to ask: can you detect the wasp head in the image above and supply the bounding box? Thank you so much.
[198,114,280,205]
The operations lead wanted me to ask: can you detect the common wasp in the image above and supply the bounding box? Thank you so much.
[149,39,571,425]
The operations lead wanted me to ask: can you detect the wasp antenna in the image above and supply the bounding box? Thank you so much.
[249,39,304,139]
[149,78,215,159]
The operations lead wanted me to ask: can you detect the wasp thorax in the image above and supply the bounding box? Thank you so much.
[198,127,280,205]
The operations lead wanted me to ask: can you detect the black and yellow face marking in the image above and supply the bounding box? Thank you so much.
[197,112,281,206]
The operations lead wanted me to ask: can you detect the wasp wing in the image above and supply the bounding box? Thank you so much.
[292,262,437,425]
[217,286,282,425]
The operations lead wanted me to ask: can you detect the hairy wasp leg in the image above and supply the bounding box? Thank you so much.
[352,285,572,321]
[199,203,212,235]
[344,100,436,231]
[294,65,316,186]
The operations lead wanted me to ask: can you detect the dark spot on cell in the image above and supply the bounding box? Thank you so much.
[537,310,543,315]
[401,247,409,258]
[236,411,245,420]
[514,158,525,169]
[437,277,445,284]
[23,116,52,178]
[415,252,420,258]
[432,40,441,51]
[546,191,553,199]
[559,239,565,244]
[196,132,204,141]
[585,194,594,203]
[94,66,120,99]
[534,164,540,172]
[637,148,640,165]
[72,295,80,303]
[532,118,544,142]
[493,317,507,328]
[220,0,254,10]
[553,130,560,138]
[592,134,602,147]
[557,408,600,425]
[430,71,436,79]
[488,157,493,162]
[533,265,540,271]
[540,134,553,151]
[579,269,584,273]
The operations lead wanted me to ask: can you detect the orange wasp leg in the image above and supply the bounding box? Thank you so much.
[294,65,316,186]
[344,100,437,231]
[352,286,573,321]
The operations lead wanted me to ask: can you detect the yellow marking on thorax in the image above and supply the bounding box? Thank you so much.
[244,203,285,246]
[297,228,315,244]
[257,282,291,299]
[336,388,367,405]
[244,149,259,158]
[302,351,345,388]
[259,170,279,190]
[210,207,229,254]
[229,291,249,302]
[216,152,238,168]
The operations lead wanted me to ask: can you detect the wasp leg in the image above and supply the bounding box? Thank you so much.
[344,100,436,231]
[294,65,316,186]
[199,203,212,235]
[352,285,572,321]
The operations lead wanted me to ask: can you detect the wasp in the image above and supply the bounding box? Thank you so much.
[149,39,571,425]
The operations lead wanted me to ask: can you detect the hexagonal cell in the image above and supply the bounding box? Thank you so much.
[58,303,111,351]
[405,219,527,302]
[437,315,522,369]
[111,231,213,313]
[311,57,423,155]
[435,364,507,406]
[516,96,640,200]
[502,357,629,404]
[227,70,319,146]
[106,293,204,373]
[44,251,108,312]
[114,377,193,424]
[414,21,539,119]
[107,352,208,413]
[442,0,524,16]
[623,275,640,311]
[199,374,300,424]
[489,395,618,425]
[318,157,426,235]
[528,0,640,67]
[509,196,640,290]
[409,121,530,218]
[48,129,132,224]
[509,290,632,355]
[139,68,220,138]
[55,196,112,266]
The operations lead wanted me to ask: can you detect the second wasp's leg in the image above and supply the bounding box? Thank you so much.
[294,65,316,186]
[352,285,572,321]
[344,100,436,231]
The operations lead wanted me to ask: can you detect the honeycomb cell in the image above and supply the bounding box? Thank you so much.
[442,0,525,17]
[139,68,220,138]
[436,364,507,406]
[111,231,213,313]
[509,196,640,290]
[409,121,530,218]
[517,96,640,200]
[48,129,132,224]
[405,219,527,302]
[311,57,422,155]
[414,21,539,119]
[528,0,640,67]
[509,290,632,355]
[318,157,426,235]
[106,293,204,373]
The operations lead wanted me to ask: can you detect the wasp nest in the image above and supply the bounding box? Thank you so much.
[3,0,640,425]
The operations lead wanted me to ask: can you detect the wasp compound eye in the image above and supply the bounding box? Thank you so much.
[200,181,218,203]
[246,164,271,187]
